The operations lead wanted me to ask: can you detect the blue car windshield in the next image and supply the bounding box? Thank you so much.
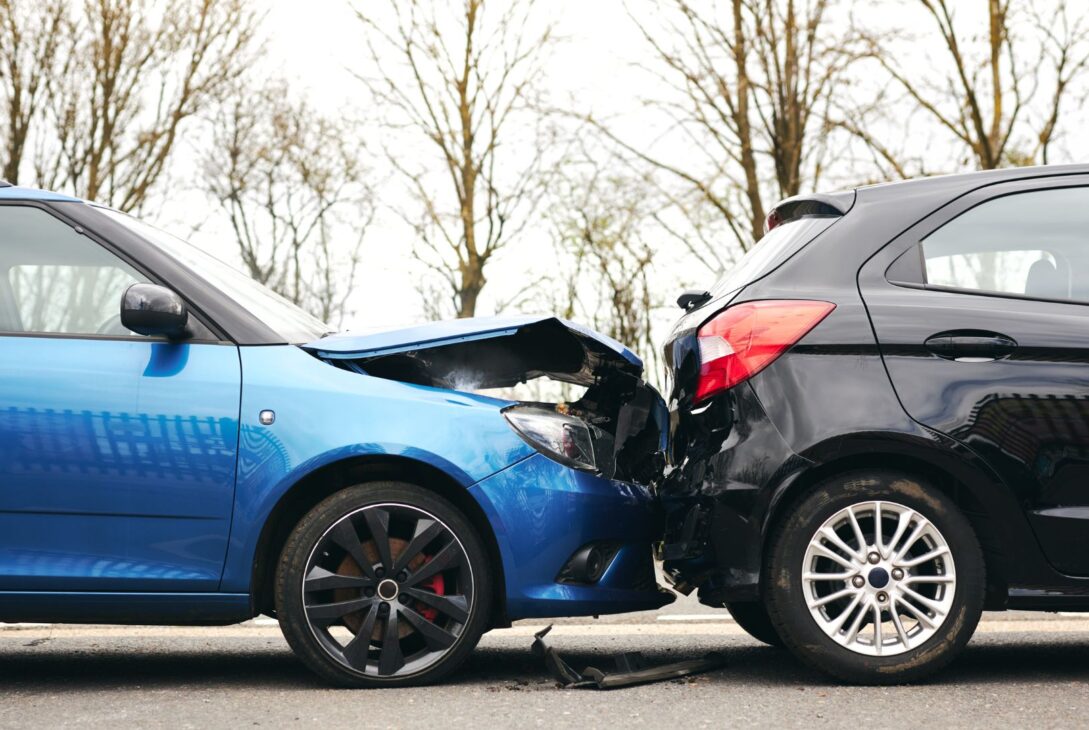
[95,206,331,343]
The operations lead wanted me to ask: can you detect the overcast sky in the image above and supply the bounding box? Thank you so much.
[169,0,663,333]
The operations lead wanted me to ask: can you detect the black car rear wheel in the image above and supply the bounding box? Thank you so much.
[726,601,783,647]
[276,482,492,687]
[765,470,984,684]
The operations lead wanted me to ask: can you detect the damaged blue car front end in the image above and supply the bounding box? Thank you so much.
[301,315,674,622]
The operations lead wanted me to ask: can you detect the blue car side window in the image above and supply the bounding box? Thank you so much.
[0,206,149,337]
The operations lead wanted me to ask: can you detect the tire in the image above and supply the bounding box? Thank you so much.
[765,470,984,684]
[726,601,783,647]
[276,482,492,688]
[723,601,784,649]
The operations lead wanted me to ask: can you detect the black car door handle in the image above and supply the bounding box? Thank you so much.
[924,332,1018,361]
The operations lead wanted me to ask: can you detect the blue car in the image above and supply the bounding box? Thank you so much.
[0,183,673,686]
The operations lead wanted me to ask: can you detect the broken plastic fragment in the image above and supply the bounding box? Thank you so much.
[531,625,726,690]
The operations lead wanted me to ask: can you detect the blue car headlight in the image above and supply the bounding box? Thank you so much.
[502,405,599,473]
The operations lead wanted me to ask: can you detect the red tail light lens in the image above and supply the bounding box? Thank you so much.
[694,299,835,403]
[764,208,782,233]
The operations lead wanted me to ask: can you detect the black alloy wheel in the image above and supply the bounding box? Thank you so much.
[276,482,491,687]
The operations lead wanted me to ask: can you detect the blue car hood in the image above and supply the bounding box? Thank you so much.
[302,315,644,390]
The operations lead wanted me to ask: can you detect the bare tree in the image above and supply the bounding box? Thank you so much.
[866,0,1089,169]
[353,0,555,318]
[28,0,260,211]
[202,80,374,326]
[594,0,867,266]
[543,154,662,378]
[0,0,66,184]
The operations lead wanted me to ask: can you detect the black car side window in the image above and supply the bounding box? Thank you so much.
[0,206,150,336]
[902,186,1089,304]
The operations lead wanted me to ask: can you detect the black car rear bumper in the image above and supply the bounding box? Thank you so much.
[656,381,810,605]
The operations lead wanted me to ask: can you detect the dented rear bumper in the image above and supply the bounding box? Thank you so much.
[656,382,810,605]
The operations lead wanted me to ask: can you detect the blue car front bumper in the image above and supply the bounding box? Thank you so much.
[469,453,674,621]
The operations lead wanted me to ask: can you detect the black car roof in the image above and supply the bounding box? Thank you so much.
[857,163,1089,198]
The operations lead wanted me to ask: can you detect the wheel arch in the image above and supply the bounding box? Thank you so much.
[249,454,508,626]
[761,444,1016,609]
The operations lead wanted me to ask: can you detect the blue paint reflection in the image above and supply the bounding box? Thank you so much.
[0,406,235,482]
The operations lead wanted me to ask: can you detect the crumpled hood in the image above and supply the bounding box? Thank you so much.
[301,315,643,390]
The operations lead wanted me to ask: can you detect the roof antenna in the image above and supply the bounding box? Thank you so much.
[0,180,11,188]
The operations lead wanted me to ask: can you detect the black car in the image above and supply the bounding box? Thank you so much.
[659,165,1089,683]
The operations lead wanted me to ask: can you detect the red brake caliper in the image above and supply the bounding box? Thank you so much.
[416,556,445,622]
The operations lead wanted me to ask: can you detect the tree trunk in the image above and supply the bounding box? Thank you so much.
[457,268,484,319]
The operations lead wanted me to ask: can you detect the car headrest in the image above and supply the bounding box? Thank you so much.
[1024,258,1065,300]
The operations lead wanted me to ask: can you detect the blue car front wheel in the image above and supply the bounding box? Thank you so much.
[275,482,492,687]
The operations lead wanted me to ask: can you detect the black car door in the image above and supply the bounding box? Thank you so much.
[858,177,1089,576]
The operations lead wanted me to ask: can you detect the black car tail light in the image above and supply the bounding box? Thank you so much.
[694,299,835,403]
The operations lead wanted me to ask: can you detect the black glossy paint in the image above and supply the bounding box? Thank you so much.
[660,164,1089,612]
[860,174,1089,578]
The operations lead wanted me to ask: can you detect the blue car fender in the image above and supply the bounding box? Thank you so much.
[219,344,532,592]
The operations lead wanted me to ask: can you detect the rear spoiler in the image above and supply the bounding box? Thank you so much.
[765,190,855,233]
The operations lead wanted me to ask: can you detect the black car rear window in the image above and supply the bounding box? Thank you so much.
[709,216,839,297]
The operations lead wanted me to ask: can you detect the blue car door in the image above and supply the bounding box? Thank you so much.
[0,204,241,591]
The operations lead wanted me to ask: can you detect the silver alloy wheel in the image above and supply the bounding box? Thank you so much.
[301,502,474,678]
[801,500,956,657]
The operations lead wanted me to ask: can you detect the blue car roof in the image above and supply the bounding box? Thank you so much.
[0,184,82,202]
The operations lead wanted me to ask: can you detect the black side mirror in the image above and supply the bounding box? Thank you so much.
[121,283,190,339]
[677,289,711,311]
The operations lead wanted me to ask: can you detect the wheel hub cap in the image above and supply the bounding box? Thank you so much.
[801,499,956,657]
[867,567,890,589]
[377,578,399,601]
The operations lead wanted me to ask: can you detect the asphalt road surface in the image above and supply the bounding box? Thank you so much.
[4,596,1089,729]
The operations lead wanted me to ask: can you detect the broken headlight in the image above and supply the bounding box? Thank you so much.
[502,405,598,473]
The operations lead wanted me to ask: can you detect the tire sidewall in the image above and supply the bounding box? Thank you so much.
[275,482,492,688]
[766,471,984,684]
[726,601,784,647]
